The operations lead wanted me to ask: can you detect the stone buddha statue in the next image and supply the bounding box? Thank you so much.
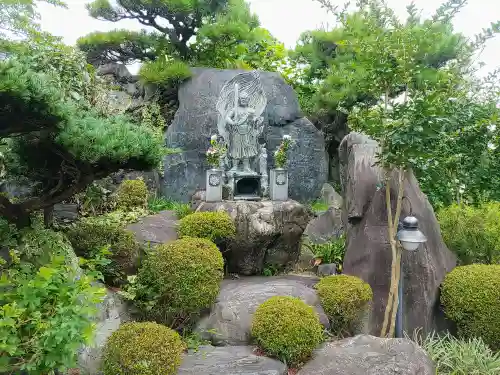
[224,93,264,173]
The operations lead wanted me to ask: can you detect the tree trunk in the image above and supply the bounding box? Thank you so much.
[44,205,54,228]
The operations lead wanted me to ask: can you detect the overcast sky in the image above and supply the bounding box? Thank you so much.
[38,0,499,75]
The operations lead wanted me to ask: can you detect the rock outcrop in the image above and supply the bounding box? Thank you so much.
[164,68,328,203]
[297,335,435,375]
[196,199,312,275]
[178,345,287,375]
[76,289,132,374]
[339,132,456,336]
[196,275,329,345]
[126,210,178,246]
[303,207,343,244]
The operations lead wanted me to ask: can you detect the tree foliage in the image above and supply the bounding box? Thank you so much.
[77,0,287,83]
[303,0,499,338]
[289,0,499,195]
[0,32,162,227]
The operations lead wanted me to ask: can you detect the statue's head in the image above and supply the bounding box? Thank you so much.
[239,93,250,107]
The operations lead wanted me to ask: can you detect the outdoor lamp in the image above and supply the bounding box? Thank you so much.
[397,216,427,251]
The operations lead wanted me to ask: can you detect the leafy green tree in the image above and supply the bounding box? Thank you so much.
[0,0,64,38]
[289,0,496,181]
[315,0,499,337]
[0,36,162,228]
[77,0,287,79]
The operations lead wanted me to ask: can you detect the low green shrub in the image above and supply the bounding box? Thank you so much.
[416,331,500,375]
[139,59,192,86]
[135,237,224,329]
[147,196,192,219]
[178,211,236,243]
[93,208,149,226]
[251,296,324,366]
[102,322,184,375]
[315,275,372,336]
[17,228,79,269]
[116,179,148,210]
[441,264,500,350]
[303,234,346,268]
[0,256,105,373]
[310,200,329,213]
[66,219,141,285]
[437,203,500,264]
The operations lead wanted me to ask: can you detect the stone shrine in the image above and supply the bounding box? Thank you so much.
[215,71,268,200]
[163,68,328,203]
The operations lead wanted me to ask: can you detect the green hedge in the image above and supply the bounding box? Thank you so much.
[66,220,141,285]
[178,211,236,244]
[441,264,500,350]
[135,237,224,329]
[251,296,324,365]
[116,179,148,210]
[102,322,184,375]
[315,275,372,335]
[438,203,500,265]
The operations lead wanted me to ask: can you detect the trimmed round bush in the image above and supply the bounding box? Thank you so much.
[66,220,141,285]
[441,264,500,350]
[437,203,500,265]
[116,179,148,209]
[135,237,224,328]
[315,275,373,335]
[102,322,184,375]
[251,296,324,365]
[178,211,236,243]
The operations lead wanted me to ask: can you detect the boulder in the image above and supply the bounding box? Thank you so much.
[320,183,343,209]
[196,275,329,345]
[53,203,79,223]
[164,68,328,203]
[339,132,456,336]
[303,207,343,244]
[297,335,435,375]
[76,289,132,374]
[178,345,287,375]
[126,210,178,246]
[196,200,311,275]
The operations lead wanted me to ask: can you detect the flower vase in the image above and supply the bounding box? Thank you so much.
[270,168,288,201]
[206,168,223,202]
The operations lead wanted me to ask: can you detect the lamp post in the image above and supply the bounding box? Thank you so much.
[395,216,427,338]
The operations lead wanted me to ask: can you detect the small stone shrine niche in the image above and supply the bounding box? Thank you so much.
[212,71,269,200]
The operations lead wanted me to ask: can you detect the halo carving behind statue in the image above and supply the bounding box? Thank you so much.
[216,71,267,145]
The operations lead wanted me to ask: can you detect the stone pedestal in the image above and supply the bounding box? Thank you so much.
[195,200,312,275]
[206,169,223,202]
[270,168,288,201]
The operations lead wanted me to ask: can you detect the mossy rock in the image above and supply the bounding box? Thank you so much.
[251,296,324,366]
[178,211,236,244]
[315,275,372,335]
[441,264,500,350]
[116,179,148,210]
[135,237,224,328]
[102,322,184,375]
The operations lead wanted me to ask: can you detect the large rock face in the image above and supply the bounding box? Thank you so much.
[196,199,312,275]
[196,275,329,345]
[339,133,456,336]
[178,346,287,375]
[164,68,328,202]
[297,335,435,375]
[76,289,132,374]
